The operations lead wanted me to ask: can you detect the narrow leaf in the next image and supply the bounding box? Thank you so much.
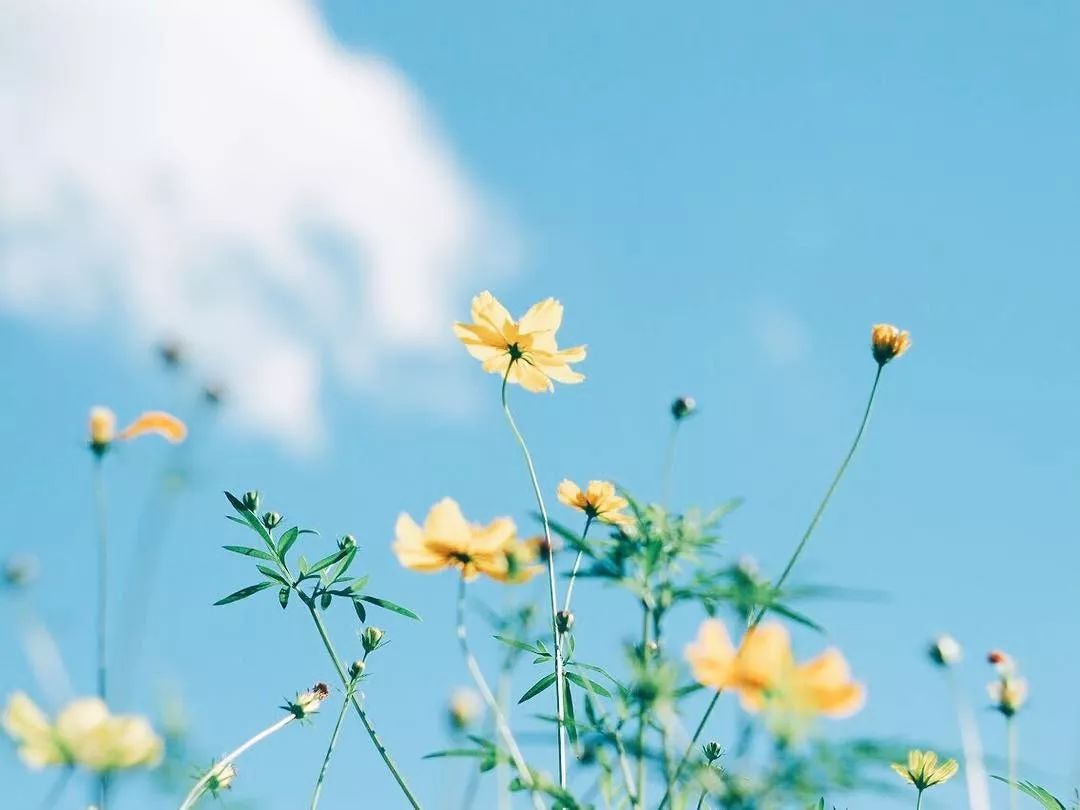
[256,565,289,586]
[222,545,274,561]
[278,586,290,610]
[518,672,558,704]
[565,672,611,698]
[357,595,421,621]
[353,599,367,623]
[213,581,273,606]
[277,526,300,557]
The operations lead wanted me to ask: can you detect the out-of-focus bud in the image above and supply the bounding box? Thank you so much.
[157,340,184,370]
[929,635,962,668]
[988,677,1028,717]
[3,554,39,588]
[206,761,237,794]
[242,491,261,512]
[987,649,1015,676]
[870,324,911,366]
[262,512,283,530]
[533,535,560,563]
[671,396,697,421]
[556,610,574,633]
[361,627,386,654]
[349,659,366,679]
[202,383,224,407]
[337,534,357,552]
[702,741,724,763]
[448,687,483,732]
[290,683,330,718]
[88,407,117,456]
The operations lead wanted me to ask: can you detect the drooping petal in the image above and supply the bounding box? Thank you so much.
[795,648,865,717]
[519,298,564,335]
[118,412,187,443]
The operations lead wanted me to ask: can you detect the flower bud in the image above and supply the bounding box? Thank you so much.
[702,741,724,763]
[338,534,357,551]
[242,491,261,512]
[671,396,697,421]
[88,407,117,455]
[361,626,386,654]
[207,761,237,793]
[262,512,282,530]
[988,676,1028,717]
[870,323,911,365]
[929,635,962,667]
[556,610,574,633]
[202,383,224,406]
[349,659,366,679]
[157,340,184,370]
[448,687,483,731]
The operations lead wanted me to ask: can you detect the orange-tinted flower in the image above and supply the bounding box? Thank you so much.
[453,291,586,392]
[870,324,911,365]
[88,407,187,455]
[556,480,633,526]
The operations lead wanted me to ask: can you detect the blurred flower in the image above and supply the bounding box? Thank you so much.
[870,323,911,365]
[3,554,39,588]
[393,498,535,583]
[453,291,586,392]
[929,634,962,667]
[3,693,162,772]
[447,687,483,731]
[88,407,187,456]
[671,396,697,421]
[891,749,959,791]
[987,649,1015,676]
[556,480,633,526]
[988,677,1028,717]
[206,761,237,794]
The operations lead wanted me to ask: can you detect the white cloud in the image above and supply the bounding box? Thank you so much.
[0,0,513,449]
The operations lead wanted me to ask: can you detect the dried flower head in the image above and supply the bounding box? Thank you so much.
[206,761,237,794]
[891,749,959,792]
[289,684,329,719]
[870,323,911,365]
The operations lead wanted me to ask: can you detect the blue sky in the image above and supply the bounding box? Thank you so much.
[2,1,1080,808]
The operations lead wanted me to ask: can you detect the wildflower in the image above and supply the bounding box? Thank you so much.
[2,693,162,771]
[448,687,483,731]
[929,635,962,667]
[361,627,386,655]
[870,323,911,365]
[88,407,187,456]
[206,761,237,794]
[556,480,633,527]
[987,650,1027,716]
[289,683,330,719]
[891,749,959,792]
[671,396,697,421]
[453,291,586,392]
[393,498,537,583]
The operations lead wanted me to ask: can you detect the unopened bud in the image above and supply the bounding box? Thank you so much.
[702,741,724,763]
[671,396,697,421]
[242,491,261,512]
[929,635,962,667]
[556,610,574,633]
[349,659,366,679]
[88,406,117,456]
[262,512,282,530]
[338,534,357,551]
[361,626,386,654]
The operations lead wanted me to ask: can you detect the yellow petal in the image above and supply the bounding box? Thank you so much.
[519,298,564,334]
[685,620,737,690]
[514,361,554,393]
[118,411,187,443]
[471,291,514,334]
[88,407,116,445]
[423,498,472,545]
[556,480,584,509]
[734,622,792,693]
[3,693,51,740]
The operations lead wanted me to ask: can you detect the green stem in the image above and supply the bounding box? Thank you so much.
[695,788,708,810]
[310,678,356,810]
[657,691,721,810]
[456,577,545,810]
[93,459,109,702]
[500,371,568,788]
[1007,717,1018,810]
[179,713,295,810]
[636,602,651,809]
[916,788,924,810]
[562,516,593,615]
[37,768,71,810]
[304,602,422,810]
[752,365,882,627]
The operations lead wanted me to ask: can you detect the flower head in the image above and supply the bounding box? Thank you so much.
[88,407,187,456]
[289,683,330,719]
[3,693,162,772]
[206,761,237,794]
[891,749,959,791]
[987,649,1027,716]
[929,635,962,668]
[556,480,633,527]
[870,324,911,365]
[453,291,586,392]
[448,687,483,731]
[393,498,538,583]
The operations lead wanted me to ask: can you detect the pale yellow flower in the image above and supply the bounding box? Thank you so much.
[891,749,959,791]
[72,712,163,771]
[870,323,911,365]
[448,687,483,731]
[453,291,586,392]
[393,498,537,583]
[3,692,68,768]
[88,407,187,454]
[556,480,633,526]
[988,676,1028,717]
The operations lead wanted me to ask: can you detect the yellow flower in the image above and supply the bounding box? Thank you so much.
[988,676,1028,717]
[393,498,538,583]
[2,693,162,772]
[556,480,633,526]
[870,323,911,365]
[453,291,586,392]
[891,749,959,792]
[685,620,864,721]
[88,407,187,454]
[448,687,483,731]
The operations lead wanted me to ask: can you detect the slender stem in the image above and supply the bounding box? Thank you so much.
[456,578,545,810]
[657,691,721,810]
[93,459,109,702]
[916,789,924,810]
[752,365,882,627]
[500,371,567,787]
[946,669,991,810]
[695,788,708,810]
[1007,717,1018,810]
[310,680,356,810]
[179,714,295,810]
[37,768,72,810]
[635,602,652,809]
[662,422,681,509]
[495,668,511,810]
[562,516,593,615]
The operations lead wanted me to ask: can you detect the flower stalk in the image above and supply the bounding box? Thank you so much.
[310,679,356,810]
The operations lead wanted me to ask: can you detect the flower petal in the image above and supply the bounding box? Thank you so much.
[118,412,187,443]
[519,298,563,335]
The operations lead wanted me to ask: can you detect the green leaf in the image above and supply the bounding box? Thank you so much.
[224,491,275,551]
[320,591,333,610]
[518,672,558,704]
[493,635,544,656]
[277,527,300,558]
[565,672,611,698]
[770,603,824,633]
[325,546,357,584]
[567,661,622,688]
[256,565,289,586]
[353,599,367,623]
[990,777,1066,810]
[222,545,274,561]
[278,586,290,610]
[356,595,421,621]
[213,581,273,606]
[308,548,349,576]
[422,748,488,760]
[563,679,578,747]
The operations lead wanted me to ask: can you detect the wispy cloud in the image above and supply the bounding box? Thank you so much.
[0,0,514,449]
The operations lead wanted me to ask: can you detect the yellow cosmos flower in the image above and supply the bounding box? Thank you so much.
[891,749,959,791]
[88,407,187,454]
[556,480,633,526]
[685,620,864,721]
[3,693,162,772]
[393,498,539,583]
[453,291,586,392]
[870,323,911,365]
